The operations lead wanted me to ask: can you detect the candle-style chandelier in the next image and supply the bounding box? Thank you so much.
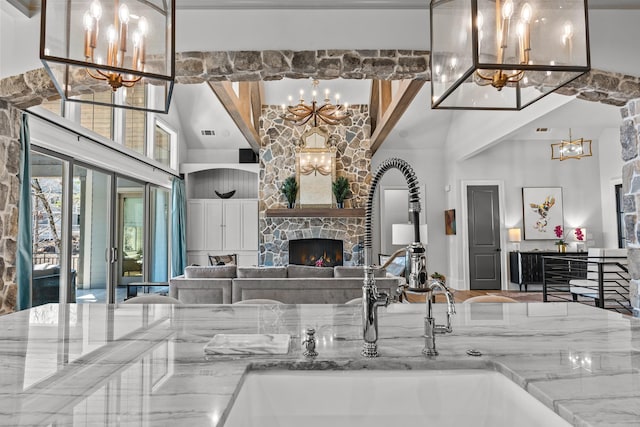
[81,0,148,90]
[40,0,175,113]
[430,0,590,110]
[280,80,351,127]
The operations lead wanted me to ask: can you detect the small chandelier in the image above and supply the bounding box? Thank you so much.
[40,0,175,113]
[551,129,592,161]
[430,0,590,110]
[280,80,351,127]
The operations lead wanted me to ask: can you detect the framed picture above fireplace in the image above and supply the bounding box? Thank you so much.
[296,128,336,207]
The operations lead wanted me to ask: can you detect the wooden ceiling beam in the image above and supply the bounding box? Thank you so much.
[369,79,425,154]
[249,81,264,138]
[207,81,261,152]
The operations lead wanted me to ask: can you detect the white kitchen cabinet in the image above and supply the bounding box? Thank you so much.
[186,199,258,266]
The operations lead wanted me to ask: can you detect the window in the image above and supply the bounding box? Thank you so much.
[123,88,146,154]
[40,98,63,116]
[153,122,173,167]
[77,91,113,140]
[615,184,626,248]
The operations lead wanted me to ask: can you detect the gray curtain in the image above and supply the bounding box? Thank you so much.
[171,177,187,276]
[16,113,32,310]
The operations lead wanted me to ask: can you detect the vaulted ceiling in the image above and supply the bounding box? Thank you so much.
[2,1,640,160]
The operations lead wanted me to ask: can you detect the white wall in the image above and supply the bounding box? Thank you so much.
[372,147,448,277]
[445,136,606,289]
[598,127,624,248]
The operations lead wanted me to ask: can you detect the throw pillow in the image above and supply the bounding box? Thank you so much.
[184,265,237,279]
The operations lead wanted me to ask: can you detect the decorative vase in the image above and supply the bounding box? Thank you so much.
[287,201,295,209]
[336,201,344,209]
[557,244,567,253]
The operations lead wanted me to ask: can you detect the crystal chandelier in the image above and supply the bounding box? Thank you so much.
[430,0,590,110]
[40,0,175,113]
[551,129,592,161]
[281,80,351,127]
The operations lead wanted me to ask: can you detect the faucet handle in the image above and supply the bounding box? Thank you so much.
[302,328,318,357]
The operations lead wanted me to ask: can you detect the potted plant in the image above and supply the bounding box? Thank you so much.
[281,176,298,209]
[554,225,568,253]
[332,176,351,208]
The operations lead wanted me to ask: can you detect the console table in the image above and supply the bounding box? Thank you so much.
[509,251,586,291]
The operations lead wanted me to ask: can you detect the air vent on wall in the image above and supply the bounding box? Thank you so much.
[536,128,549,132]
[201,130,216,136]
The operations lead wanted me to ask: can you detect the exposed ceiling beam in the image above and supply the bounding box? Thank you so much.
[207,81,261,152]
[369,79,425,154]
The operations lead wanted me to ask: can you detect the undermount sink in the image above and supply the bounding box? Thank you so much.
[222,369,570,427]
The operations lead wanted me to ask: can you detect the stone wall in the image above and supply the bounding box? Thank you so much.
[0,102,20,314]
[258,105,371,266]
[620,100,640,316]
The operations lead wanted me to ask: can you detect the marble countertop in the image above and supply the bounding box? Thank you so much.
[1,302,638,426]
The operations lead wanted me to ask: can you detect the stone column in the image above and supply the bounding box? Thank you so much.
[0,101,21,314]
[621,100,640,316]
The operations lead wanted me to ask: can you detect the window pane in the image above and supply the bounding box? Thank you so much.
[154,125,171,167]
[117,178,145,301]
[74,165,112,304]
[31,152,65,306]
[123,88,146,154]
[40,98,63,116]
[77,91,113,139]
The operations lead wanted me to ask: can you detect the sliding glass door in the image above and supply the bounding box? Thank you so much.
[31,151,66,306]
[148,187,170,283]
[117,178,145,289]
[73,164,112,303]
[30,149,172,306]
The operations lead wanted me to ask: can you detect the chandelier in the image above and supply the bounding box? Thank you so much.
[430,0,590,110]
[40,0,175,113]
[551,129,592,161]
[280,80,351,127]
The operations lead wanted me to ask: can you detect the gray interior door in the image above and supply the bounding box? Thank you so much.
[467,185,501,290]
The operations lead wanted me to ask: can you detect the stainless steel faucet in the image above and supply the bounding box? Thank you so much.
[422,280,455,356]
[361,158,429,358]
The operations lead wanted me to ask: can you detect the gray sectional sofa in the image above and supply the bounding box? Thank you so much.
[169,264,400,304]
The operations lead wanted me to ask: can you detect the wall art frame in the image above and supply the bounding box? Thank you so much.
[522,187,564,240]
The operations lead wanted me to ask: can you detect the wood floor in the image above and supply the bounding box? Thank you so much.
[407,290,544,303]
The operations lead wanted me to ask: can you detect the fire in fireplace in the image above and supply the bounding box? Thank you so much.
[289,238,343,267]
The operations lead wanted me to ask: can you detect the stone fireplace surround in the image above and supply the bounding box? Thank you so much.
[0,50,639,314]
[258,105,371,267]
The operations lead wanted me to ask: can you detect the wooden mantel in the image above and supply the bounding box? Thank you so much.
[265,208,365,218]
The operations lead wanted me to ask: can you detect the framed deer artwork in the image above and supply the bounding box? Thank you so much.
[522,187,564,240]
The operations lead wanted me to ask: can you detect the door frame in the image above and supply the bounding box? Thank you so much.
[460,180,508,291]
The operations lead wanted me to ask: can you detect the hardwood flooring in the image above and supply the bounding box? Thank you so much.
[407,289,543,303]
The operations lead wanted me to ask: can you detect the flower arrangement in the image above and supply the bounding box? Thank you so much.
[554,225,566,246]
[554,226,585,246]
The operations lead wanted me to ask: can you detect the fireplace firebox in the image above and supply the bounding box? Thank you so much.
[289,238,343,267]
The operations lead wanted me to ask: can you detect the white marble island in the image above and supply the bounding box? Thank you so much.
[1,302,638,426]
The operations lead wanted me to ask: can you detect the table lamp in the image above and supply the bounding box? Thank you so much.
[508,228,522,252]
